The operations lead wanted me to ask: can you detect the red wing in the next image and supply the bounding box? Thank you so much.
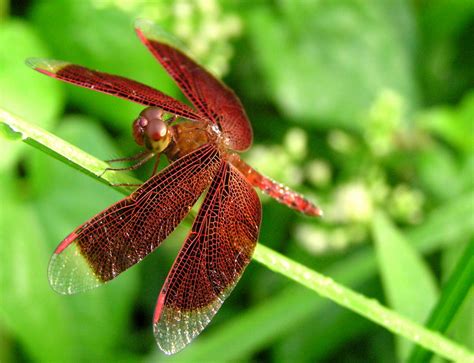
[135,19,253,151]
[153,161,261,354]
[48,143,221,295]
[26,58,203,122]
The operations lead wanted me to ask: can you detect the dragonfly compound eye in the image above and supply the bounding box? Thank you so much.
[145,118,171,152]
[132,116,147,146]
[133,107,171,153]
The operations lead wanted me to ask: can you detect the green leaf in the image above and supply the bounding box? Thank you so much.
[0,19,63,130]
[247,0,419,129]
[415,143,465,200]
[372,211,438,360]
[417,92,474,154]
[0,176,76,362]
[408,241,474,362]
[448,288,474,353]
[443,241,474,353]
[420,0,474,103]
[272,303,372,363]
[0,19,63,170]
[409,190,474,252]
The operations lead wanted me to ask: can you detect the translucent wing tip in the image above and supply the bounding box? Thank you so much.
[152,292,192,355]
[25,58,70,75]
[134,18,188,52]
[48,240,103,295]
[134,18,155,35]
[153,305,213,355]
[153,318,187,355]
[152,281,237,354]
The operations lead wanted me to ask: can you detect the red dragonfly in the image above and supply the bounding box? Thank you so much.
[27,19,322,355]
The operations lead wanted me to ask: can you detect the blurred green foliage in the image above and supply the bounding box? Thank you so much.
[0,0,473,362]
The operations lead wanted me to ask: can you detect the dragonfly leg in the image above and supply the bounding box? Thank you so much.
[108,183,142,187]
[100,151,156,177]
[105,150,150,163]
[151,154,161,176]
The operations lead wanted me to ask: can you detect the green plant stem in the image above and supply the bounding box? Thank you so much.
[253,245,473,362]
[0,108,139,194]
[407,240,474,363]
[1,108,473,362]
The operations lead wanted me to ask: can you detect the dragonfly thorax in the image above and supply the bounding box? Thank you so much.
[133,107,172,153]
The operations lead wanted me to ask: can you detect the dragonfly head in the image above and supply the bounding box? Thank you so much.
[133,107,172,153]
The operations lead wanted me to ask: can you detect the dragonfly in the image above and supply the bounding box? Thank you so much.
[27,19,322,355]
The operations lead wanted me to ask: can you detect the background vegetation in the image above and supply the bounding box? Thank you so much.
[0,0,473,362]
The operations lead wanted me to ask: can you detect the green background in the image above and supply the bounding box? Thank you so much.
[0,0,473,362]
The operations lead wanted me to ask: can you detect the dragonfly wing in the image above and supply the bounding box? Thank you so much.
[26,58,203,121]
[49,143,221,294]
[135,19,253,151]
[153,161,261,354]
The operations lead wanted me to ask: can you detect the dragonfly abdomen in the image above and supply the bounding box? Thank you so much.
[227,154,322,217]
